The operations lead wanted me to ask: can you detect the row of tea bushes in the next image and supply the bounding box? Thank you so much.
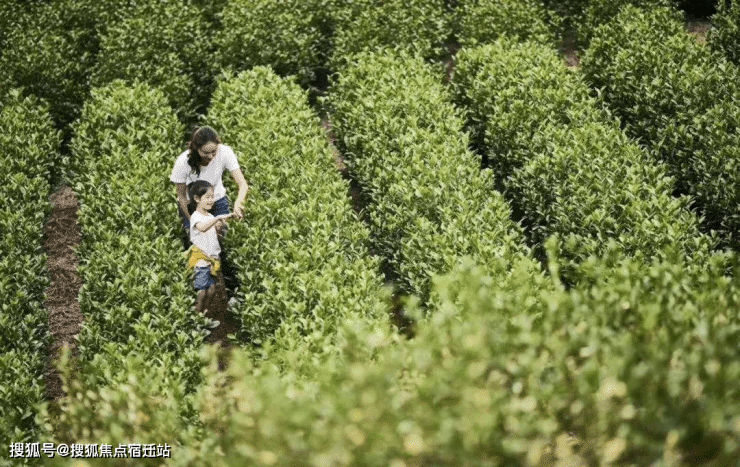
[216,0,560,86]
[207,67,392,369]
[51,81,206,443]
[44,249,740,466]
[326,50,544,303]
[452,40,719,283]
[90,0,215,121]
[0,1,97,130]
[215,0,330,86]
[455,0,559,48]
[582,5,740,250]
[0,0,220,130]
[328,0,451,69]
[709,0,740,64]
[0,91,59,458]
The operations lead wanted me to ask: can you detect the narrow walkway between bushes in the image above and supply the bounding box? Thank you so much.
[43,184,84,402]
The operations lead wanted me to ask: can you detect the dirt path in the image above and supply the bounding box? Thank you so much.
[43,185,84,401]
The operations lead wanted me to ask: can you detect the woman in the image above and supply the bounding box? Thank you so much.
[170,126,248,293]
[170,126,249,232]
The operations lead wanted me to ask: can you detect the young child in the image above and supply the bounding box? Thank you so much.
[186,180,235,328]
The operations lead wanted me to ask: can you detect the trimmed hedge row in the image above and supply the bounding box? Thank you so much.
[0,1,97,129]
[0,90,59,458]
[43,249,740,466]
[91,1,214,120]
[454,0,560,48]
[329,0,451,68]
[708,0,740,64]
[207,67,391,362]
[453,40,718,282]
[215,0,329,86]
[59,80,205,413]
[326,50,543,302]
[582,5,740,249]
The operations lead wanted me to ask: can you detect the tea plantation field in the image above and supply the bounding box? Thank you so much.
[3,0,740,465]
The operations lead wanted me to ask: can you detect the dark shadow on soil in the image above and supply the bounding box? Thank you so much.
[201,273,239,371]
[43,184,84,402]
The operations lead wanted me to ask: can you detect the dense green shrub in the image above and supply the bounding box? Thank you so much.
[207,67,390,359]
[582,5,740,248]
[709,0,740,64]
[215,0,328,86]
[0,1,97,128]
[454,0,559,48]
[68,80,203,397]
[453,40,599,183]
[453,40,718,282]
[91,1,213,120]
[0,90,59,456]
[45,250,740,466]
[327,50,542,301]
[329,0,451,69]
[575,0,673,47]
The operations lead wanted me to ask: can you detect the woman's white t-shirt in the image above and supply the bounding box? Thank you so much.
[170,144,240,200]
[190,211,221,266]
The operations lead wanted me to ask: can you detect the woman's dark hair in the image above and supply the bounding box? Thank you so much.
[187,180,214,215]
[187,126,221,176]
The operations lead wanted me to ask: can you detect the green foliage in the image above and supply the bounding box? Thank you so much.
[582,5,740,248]
[208,67,390,360]
[215,0,328,86]
[327,50,542,302]
[68,80,203,398]
[329,0,451,69]
[577,0,673,47]
[0,0,97,128]
[454,0,560,48]
[52,253,740,465]
[91,1,214,119]
[0,90,59,454]
[452,40,599,182]
[453,40,719,282]
[709,0,740,64]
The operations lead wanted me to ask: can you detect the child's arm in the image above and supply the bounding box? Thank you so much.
[194,214,235,232]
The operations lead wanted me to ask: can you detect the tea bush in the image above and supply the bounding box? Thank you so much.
[67,80,204,400]
[329,0,451,69]
[454,0,559,48]
[47,251,740,466]
[582,5,740,249]
[215,0,328,86]
[453,40,718,282]
[207,67,390,360]
[0,90,59,455]
[708,0,740,64]
[327,50,544,302]
[91,1,214,120]
[0,1,97,129]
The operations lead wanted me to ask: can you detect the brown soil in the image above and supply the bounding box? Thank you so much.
[201,275,239,370]
[687,19,712,44]
[321,117,363,215]
[43,185,84,401]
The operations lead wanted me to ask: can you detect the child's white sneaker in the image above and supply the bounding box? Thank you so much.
[206,319,221,329]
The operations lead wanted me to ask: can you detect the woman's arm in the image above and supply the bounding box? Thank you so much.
[176,183,190,220]
[230,168,249,219]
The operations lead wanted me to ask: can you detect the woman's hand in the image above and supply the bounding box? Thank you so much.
[233,201,245,220]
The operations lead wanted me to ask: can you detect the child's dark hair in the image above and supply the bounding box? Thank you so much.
[187,126,221,176]
[187,180,214,215]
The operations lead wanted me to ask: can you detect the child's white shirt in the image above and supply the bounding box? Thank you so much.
[170,144,240,201]
[190,210,221,267]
